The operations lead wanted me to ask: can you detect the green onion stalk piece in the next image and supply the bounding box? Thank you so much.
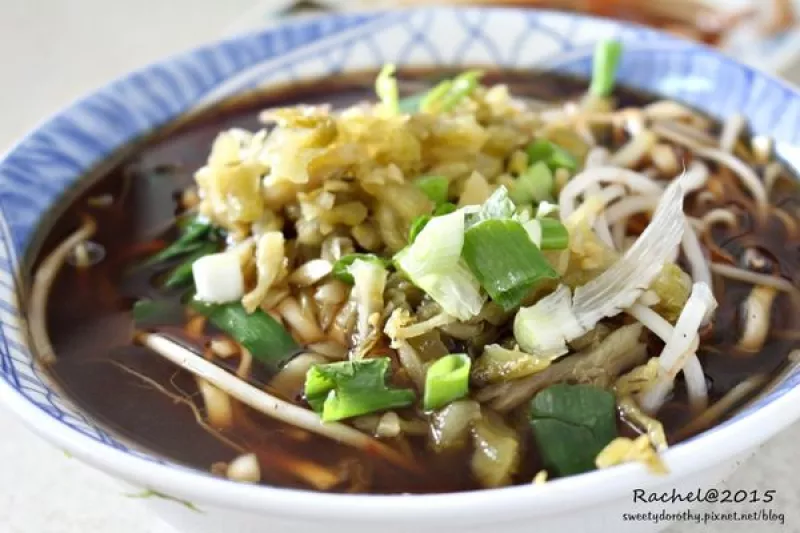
[526,139,578,173]
[142,217,212,267]
[421,70,484,113]
[414,175,449,206]
[163,242,219,289]
[375,64,400,116]
[538,218,569,250]
[589,40,623,98]
[510,161,554,206]
[190,300,299,374]
[394,208,486,321]
[462,218,558,310]
[424,353,472,410]
[304,358,415,422]
[132,299,186,328]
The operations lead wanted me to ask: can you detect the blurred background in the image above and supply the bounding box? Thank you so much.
[1,1,799,532]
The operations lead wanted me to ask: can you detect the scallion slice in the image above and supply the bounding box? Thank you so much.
[394,210,485,320]
[414,175,449,206]
[538,218,569,250]
[526,139,578,173]
[304,358,415,422]
[421,71,484,113]
[143,217,212,267]
[424,353,471,410]
[190,300,298,374]
[375,64,400,116]
[465,187,516,229]
[462,219,558,310]
[589,40,623,98]
[434,202,457,216]
[132,299,185,328]
[511,162,554,205]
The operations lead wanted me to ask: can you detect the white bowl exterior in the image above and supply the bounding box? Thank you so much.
[1,7,800,533]
[142,450,754,533]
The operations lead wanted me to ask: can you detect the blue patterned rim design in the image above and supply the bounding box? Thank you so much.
[1,7,799,471]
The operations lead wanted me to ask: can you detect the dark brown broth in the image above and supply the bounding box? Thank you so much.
[38,69,800,493]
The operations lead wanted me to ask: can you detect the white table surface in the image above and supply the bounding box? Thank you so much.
[1,1,799,532]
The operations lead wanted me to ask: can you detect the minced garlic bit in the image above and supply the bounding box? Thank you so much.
[595,435,668,475]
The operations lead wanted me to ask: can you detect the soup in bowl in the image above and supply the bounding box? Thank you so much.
[2,7,800,533]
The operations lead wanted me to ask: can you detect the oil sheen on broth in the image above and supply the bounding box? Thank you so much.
[38,70,800,493]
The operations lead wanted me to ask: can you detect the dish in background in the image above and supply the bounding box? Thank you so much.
[227,0,800,77]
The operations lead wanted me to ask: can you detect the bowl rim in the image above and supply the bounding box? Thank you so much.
[2,6,800,520]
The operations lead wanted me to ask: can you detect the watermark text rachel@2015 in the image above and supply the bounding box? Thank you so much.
[624,489,785,526]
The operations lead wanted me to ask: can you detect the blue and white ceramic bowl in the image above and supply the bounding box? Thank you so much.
[1,8,799,533]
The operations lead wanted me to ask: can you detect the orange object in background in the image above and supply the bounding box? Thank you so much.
[397,0,796,46]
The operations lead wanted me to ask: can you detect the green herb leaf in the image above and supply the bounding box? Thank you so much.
[462,219,558,310]
[304,358,415,422]
[332,254,392,285]
[590,40,623,98]
[414,175,449,206]
[424,353,471,410]
[529,384,617,476]
[163,242,219,289]
[190,300,298,374]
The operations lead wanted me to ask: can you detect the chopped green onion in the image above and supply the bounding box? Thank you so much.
[143,217,212,267]
[529,384,618,476]
[394,210,485,320]
[190,300,298,374]
[434,202,457,216]
[462,219,558,310]
[421,71,484,113]
[590,40,623,98]
[414,175,449,205]
[424,353,471,410]
[510,162,554,205]
[526,139,578,172]
[375,64,400,116]
[465,187,517,229]
[538,218,569,250]
[304,358,415,422]
[132,298,185,328]
[408,215,431,244]
[163,242,219,289]
[420,80,453,113]
[332,254,391,285]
